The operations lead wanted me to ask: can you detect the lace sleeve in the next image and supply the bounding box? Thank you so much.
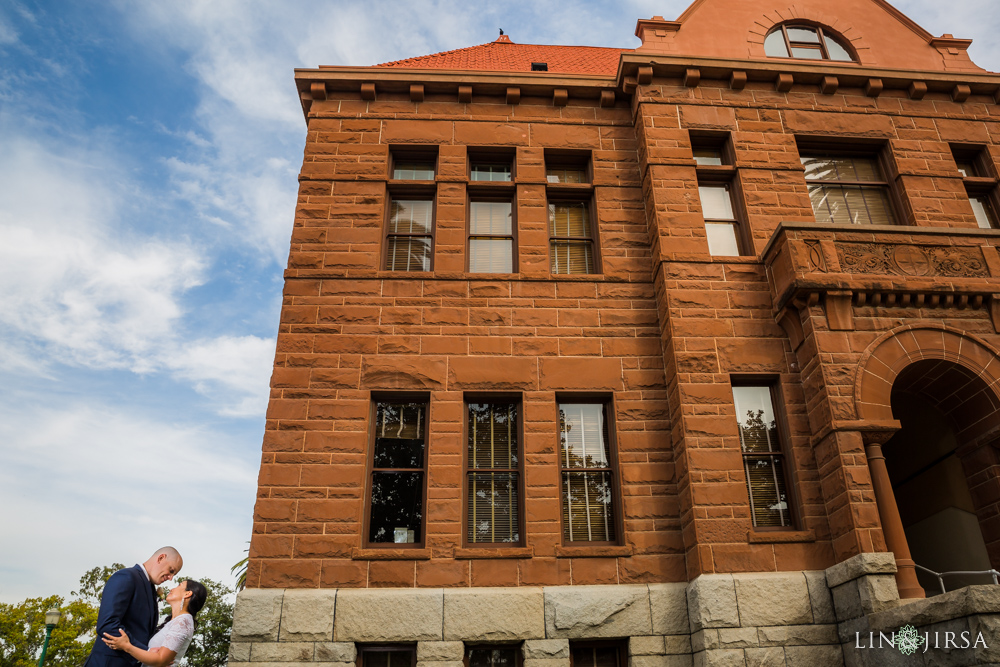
[159,615,194,654]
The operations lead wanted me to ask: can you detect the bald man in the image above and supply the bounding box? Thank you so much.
[84,547,183,667]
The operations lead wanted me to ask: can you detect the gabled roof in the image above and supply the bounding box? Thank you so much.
[376,35,628,76]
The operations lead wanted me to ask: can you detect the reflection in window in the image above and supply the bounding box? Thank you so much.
[802,155,895,225]
[468,646,519,667]
[732,386,792,528]
[469,201,514,273]
[467,403,520,544]
[386,199,433,270]
[546,165,587,184]
[559,403,616,542]
[369,401,426,544]
[764,24,854,62]
[971,195,998,229]
[472,162,512,182]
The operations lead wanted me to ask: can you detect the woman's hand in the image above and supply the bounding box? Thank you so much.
[103,628,133,652]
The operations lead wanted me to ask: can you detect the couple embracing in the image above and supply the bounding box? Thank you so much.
[84,547,209,667]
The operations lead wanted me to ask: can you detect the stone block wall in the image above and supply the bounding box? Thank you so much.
[228,569,849,667]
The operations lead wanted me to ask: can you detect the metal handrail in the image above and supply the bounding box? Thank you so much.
[913,564,1000,595]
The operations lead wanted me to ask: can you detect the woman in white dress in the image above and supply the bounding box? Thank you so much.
[102,579,208,667]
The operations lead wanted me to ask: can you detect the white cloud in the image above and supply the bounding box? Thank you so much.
[166,335,276,417]
[0,401,258,602]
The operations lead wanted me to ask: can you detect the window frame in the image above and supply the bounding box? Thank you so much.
[464,644,524,667]
[385,147,438,272]
[730,380,799,532]
[568,641,626,667]
[357,645,417,667]
[951,144,1000,230]
[797,142,904,227]
[544,150,600,275]
[363,395,431,549]
[555,396,623,546]
[462,394,526,548]
[691,133,749,257]
[467,195,518,274]
[765,23,857,62]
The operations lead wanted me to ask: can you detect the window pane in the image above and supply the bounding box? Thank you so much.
[956,160,977,177]
[374,438,424,468]
[547,166,587,183]
[698,185,735,219]
[364,650,414,667]
[386,237,431,271]
[376,402,426,440]
[706,222,741,256]
[470,239,513,273]
[470,201,513,235]
[732,386,780,454]
[824,35,853,61]
[389,200,433,234]
[790,46,823,59]
[571,646,619,667]
[971,196,996,229]
[472,163,512,181]
[786,26,820,43]
[549,202,590,237]
[550,241,594,275]
[468,472,520,543]
[808,184,895,225]
[393,161,435,180]
[802,156,882,183]
[469,648,519,667]
[469,403,518,469]
[559,404,610,468]
[764,31,789,57]
[745,455,791,527]
[369,471,423,543]
[563,472,614,542]
[693,147,723,165]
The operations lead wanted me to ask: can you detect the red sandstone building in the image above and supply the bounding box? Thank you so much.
[230,1,1000,665]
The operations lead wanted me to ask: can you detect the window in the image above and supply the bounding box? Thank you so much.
[692,134,745,256]
[466,401,521,545]
[802,154,896,225]
[471,161,512,182]
[546,152,597,274]
[469,202,514,273]
[367,400,427,545]
[360,647,415,667]
[467,646,520,667]
[952,145,999,229]
[558,402,617,543]
[732,385,793,529]
[764,24,854,62]
[569,643,622,667]
[386,149,436,271]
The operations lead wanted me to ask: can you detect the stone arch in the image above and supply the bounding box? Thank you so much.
[747,7,873,64]
[855,324,1000,441]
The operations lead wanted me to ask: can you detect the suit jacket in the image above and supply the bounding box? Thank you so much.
[84,565,159,667]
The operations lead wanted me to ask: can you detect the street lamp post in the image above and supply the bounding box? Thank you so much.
[37,607,61,667]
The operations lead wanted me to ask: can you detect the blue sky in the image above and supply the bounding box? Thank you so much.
[0,0,997,603]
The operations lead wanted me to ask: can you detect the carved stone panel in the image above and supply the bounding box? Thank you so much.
[836,243,988,278]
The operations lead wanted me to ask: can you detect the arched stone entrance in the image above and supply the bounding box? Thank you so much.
[855,326,1000,598]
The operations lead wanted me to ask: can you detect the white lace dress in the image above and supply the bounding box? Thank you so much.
[144,614,194,667]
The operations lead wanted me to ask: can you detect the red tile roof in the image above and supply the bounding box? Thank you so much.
[376,35,628,76]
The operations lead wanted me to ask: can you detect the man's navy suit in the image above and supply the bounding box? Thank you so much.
[84,565,159,667]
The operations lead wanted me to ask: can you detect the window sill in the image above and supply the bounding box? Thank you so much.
[554,545,633,558]
[351,547,432,560]
[454,547,534,559]
[747,529,816,544]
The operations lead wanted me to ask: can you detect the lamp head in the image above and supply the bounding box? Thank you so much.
[44,607,61,627]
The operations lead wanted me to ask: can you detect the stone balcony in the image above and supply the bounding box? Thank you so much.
[761,223,1000,347]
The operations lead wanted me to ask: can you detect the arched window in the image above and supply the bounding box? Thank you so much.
[764,24,855,62]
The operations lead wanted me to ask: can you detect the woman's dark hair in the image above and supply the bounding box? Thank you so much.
[156,579,209,632]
